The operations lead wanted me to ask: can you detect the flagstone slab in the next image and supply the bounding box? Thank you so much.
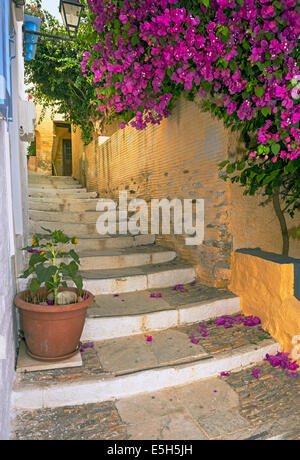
[126,414,208,440]
[171,377,240,417]
[88,284,235,318]
[16,341,82,373]
[196,409,250,438]
[95,329,208,374]
[115,390,184,423]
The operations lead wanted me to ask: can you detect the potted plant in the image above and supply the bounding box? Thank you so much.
[15,228,94,362]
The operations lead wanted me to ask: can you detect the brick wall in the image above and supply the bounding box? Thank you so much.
[72,96,300,286]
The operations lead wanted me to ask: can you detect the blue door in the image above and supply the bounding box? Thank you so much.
[0,0,13,121]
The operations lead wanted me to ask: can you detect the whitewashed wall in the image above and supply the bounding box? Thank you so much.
[0,120,18,441]
[0,3,31,440]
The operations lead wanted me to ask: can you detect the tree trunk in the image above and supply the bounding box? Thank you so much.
[273,192,289,257]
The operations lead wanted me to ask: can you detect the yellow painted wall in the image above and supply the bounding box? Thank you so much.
[34,106,54,175]
[34,106,71,176]
[230,250,300,364]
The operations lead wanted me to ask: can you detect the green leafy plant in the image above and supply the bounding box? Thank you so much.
[21,228,82,305]
[27,138,36,157]
[25,0,99,145]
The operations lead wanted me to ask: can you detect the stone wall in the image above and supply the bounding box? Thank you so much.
[72,96,300,286]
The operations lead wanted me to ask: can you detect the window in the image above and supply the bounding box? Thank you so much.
[0,0,14,121]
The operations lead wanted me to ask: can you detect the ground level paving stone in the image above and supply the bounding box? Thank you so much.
[11,361,300,440]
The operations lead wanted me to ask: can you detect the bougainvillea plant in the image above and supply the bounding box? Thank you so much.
[24,0,46,22]
[83,0,299,254]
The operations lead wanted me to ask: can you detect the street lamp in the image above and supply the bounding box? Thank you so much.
[59,0,84,39]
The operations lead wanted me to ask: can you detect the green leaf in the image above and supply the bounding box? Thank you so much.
[69,250,80,264]
[70,275,83,295]
[271,143,281,155]
[20,266,35,279]
[131,33,139,47]
[30,278,41,297]
[237,160,246,171]
[218,160,230,168]
[226,163,236,174]
[36,264,58,283]
[255,87,264,98]
[29,253,46,267]
[262,170,280,185]
[261,107,271,117]
[41,226,52,234]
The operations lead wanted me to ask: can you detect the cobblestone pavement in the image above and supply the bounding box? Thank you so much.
[12,361,300,440]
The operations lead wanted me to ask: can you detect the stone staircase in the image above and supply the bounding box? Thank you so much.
[13,174,279,411]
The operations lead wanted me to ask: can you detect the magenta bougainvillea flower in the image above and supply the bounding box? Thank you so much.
[173,284,188,293]
[214,315,261,328]
[252,368,261,379]
[264,352,299,378]
[83,0,299,162]
[79,341,95,353]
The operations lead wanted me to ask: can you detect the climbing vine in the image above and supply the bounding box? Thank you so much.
[82,0,299,254]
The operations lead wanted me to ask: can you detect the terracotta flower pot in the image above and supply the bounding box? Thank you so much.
[15,287,94,362]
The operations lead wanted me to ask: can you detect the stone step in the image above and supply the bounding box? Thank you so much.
[12,322,279,410]
[82,284,241,341]
[29,209,136,223]
[29,220,141,236]
[28,190,97,202]
[62,246,177,271]
[75,234,156,251]
[29,187,88,194]
[27,234,156,251]
[28,174,80,184]
[28,190,97,200]
[29,220,100,236]
[80,261,196,295]
[29,198,99,212]
[29,183,83,190]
